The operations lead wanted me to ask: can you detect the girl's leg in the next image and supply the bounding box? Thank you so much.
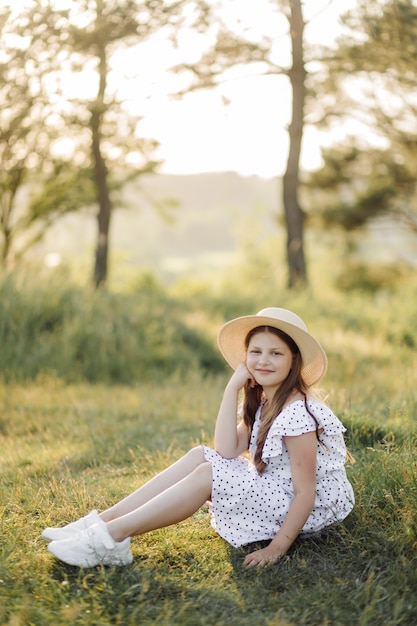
[106,461,212,542]
[100,445,207,523]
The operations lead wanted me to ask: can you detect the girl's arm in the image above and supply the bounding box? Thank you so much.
[214,363,253,458]
[244,430,318,567]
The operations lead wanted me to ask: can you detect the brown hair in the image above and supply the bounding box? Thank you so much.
[242,326,321,473]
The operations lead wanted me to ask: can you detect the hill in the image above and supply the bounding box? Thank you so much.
[34,171,282,279]
[32,171,417,283]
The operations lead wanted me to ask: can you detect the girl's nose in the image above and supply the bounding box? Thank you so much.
[258,354,269,365]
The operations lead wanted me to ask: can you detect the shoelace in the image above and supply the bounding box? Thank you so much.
[86,523,115,550]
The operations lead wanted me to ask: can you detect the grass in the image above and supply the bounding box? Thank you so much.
[0,261,416,625]
[1,371,416,626]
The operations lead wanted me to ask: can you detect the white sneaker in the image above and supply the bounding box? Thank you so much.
[42,510,101,543]
[101,537,133,567]
[48,522,133,568]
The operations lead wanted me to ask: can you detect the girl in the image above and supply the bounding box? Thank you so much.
[43,307,355,569]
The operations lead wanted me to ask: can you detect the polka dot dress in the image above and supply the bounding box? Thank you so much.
[203,399,355,548]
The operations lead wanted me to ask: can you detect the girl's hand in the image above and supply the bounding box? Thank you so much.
[243,544,284,568]
[228,362,256,391]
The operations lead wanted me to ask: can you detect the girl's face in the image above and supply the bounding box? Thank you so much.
[246,330,294,393]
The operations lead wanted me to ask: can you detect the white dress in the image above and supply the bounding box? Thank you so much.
[202,398,355,548]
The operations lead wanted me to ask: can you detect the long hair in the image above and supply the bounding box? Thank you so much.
[242,326,321,473]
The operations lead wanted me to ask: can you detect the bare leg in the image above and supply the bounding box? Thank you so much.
[106,461,212,542]
[100,446,207,523]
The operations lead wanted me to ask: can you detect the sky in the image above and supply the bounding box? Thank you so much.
[6,0,359,179]
[122,0,360,178]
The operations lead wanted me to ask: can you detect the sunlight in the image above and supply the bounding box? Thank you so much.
[4,0,359,177]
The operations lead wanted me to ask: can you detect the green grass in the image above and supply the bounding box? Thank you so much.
[0,261,417,625]
[1,372,416,626]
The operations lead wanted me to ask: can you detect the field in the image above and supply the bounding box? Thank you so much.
[0,264,416,625]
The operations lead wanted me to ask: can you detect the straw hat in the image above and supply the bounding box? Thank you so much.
[217,307,327,386]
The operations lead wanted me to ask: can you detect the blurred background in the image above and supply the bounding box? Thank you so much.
[1,0,416,384]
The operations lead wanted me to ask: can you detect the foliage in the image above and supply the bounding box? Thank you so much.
[2,229,417,383]
[309,0,417,237]
[0,2,72,265]
[27,164,97,225]
[0,0,211,282]
[305,144,394,229]
[0,269,223,383]
[333,260,413,294]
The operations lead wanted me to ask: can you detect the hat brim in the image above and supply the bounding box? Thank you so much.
[217,314,327,386]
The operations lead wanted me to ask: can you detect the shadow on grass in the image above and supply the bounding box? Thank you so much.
[44,526,348,626]
[45,514,417,626]
[48,547,254,625]
[226,519,417,626]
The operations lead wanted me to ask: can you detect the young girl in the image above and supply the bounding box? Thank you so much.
[43,307,355,569]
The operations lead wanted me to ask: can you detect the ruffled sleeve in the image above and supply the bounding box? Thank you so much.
[261,399,346,462]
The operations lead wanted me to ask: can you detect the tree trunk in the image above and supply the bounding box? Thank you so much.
[282,0,307,288]
[1,200,12,268]
[1,225,13,269]
[1,170,22,269]
[91,103,111,289]
[91,9,112,289]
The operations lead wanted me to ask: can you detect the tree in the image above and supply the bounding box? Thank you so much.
[68,0,140,287]
[55,0,161,287]
[54,0,214,287]
[0,2,73,267]
[282,0,307,287]
[174,0,315,288]
[1,0,210,285]
[308,0,417,238]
